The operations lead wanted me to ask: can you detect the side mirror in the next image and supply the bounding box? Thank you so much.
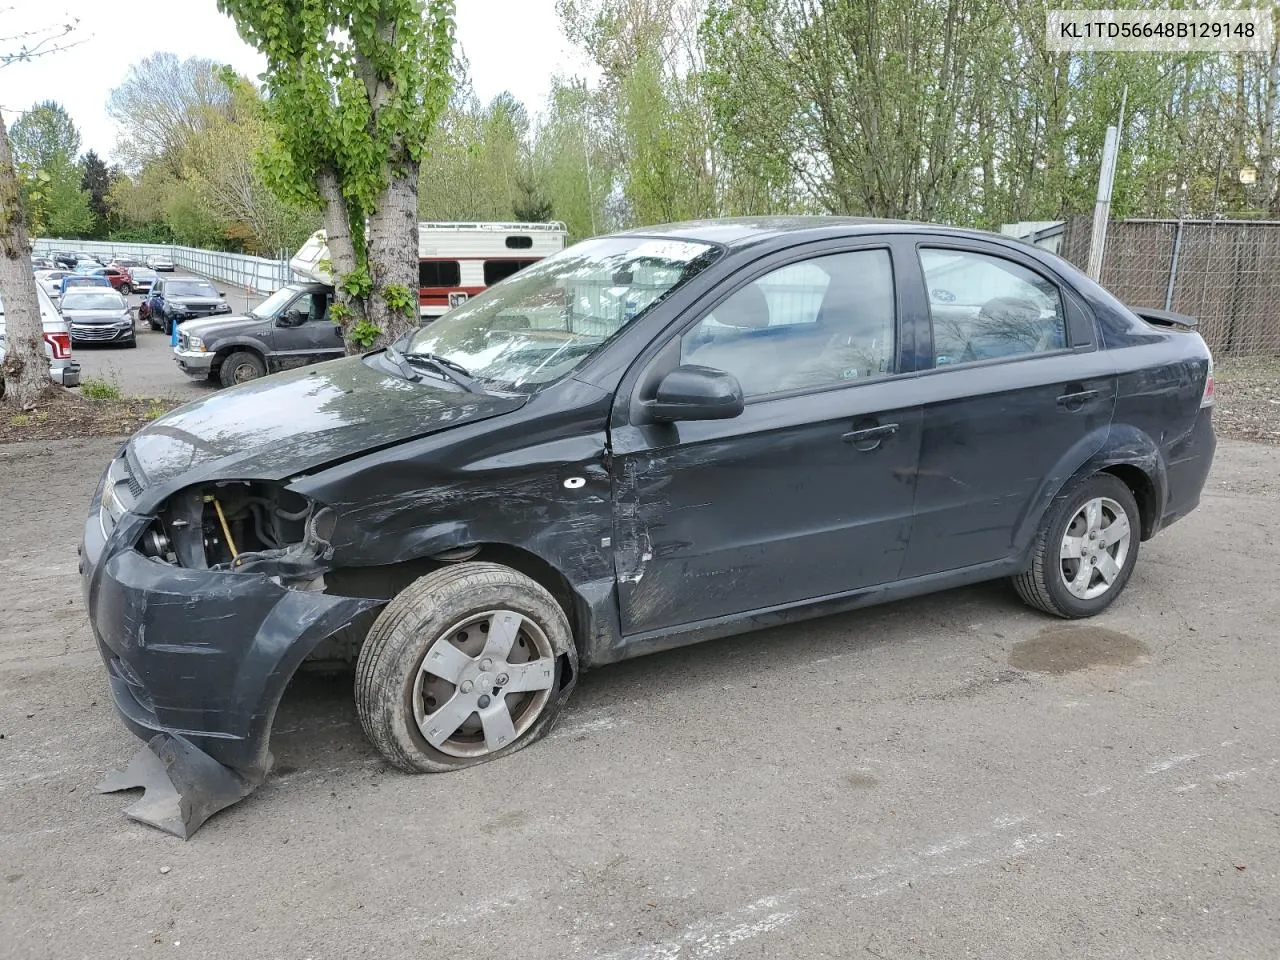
[278,310,306,327]
[647,365,745,423]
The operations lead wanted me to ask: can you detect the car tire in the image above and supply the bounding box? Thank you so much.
[119,283,132,296]
[124,337,137,349]
[218,351,266,388]
[355,562,576,774]
[1013,472,1141,619]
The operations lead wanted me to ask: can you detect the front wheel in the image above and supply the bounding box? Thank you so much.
[218,351,265,388]
[355,562,576,773]
[1013,473,1140,618]
[119,283,132,296]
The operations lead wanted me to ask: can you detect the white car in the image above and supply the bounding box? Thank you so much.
[0,284,81,395]
[148,255,175,272]
[34,269,72,303]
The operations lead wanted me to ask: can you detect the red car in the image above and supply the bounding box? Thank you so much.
[89,266,135,296]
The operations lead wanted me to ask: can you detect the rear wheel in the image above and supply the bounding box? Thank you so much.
[119,283,132,296]
[218,351,266,388]
[1013,473,1140,618]
[355,562,575,773]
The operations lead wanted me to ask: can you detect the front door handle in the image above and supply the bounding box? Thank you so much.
[1057,387,1099,410]
[842,422,899,451]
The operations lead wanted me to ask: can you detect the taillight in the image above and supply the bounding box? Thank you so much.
[1201,354,1214,408]
[43,331,71,359]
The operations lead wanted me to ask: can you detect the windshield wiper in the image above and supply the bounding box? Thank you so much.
[384,346,422,383]
[401,351,480,393]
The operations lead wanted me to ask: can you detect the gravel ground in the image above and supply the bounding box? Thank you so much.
[1,435,1278,960]
[1214,358,1280,444]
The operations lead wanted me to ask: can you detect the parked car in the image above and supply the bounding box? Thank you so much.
[34,269,72,303]
[74,251,105,265]
[110,257,141,270]
[83,265,134,296]
[59,274,112,297]
[129,266,158,294]
[31,256,54,270]
[147,254,175,272]
[140,277,230,334]
[72,260,102,274]
[51,250,78,269]
[0,283,80,396]
[61,288,136,347]
[80,218,1216,836]
[174,282,340,387]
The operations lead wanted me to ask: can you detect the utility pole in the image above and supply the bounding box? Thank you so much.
[1087,87,1128,281]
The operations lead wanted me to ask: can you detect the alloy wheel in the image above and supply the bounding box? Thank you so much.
[1060,496,1132,600]
[411,609,556,758]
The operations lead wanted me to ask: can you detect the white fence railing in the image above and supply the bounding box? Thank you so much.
[32,239,292,295]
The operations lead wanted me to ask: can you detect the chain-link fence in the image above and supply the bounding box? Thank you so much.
[1060,216,1280,357]
[31,239,292,296]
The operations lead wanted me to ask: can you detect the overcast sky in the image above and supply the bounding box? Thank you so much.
[0,0,594,161]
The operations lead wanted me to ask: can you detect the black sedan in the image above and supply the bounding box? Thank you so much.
[81,218,1215,835]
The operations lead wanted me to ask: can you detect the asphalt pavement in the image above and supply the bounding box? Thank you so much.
[1,436,1277,959]
[68,270,266,400]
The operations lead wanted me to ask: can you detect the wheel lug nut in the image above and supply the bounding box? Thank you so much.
[497,673,509,685]
[480,658,493,671]
[460,680,473,694]
[478,694,491,709]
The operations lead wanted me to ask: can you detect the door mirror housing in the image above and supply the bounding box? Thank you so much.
[278,309,307,327]
[647,365,745,422]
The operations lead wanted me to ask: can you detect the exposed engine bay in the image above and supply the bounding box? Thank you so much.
[137,481,334,582]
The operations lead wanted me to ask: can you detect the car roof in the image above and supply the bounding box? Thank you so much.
[610,216,1017,250]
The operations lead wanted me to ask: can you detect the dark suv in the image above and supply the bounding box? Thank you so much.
[81,218,1215,836]
[173,282,341,388]
[140,277,231,334]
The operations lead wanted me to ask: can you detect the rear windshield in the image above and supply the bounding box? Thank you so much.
[63,292,126,310]
[166,280,219,298]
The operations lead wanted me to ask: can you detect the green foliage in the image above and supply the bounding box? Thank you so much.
[80,150,112,239]
[346,319,383,349]
[339,265,373,300]
[381,283,416,316]
[80,378,122,400]
[9,101,80,172]
[329,301,352,325]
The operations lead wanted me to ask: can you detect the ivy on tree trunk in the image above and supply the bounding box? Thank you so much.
[0,112,55,410]
[216,0,454,354]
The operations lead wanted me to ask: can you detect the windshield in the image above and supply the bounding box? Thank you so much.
[64,276,106,287]
[404,236,719,391]
[251,285,304,318]
[167,281,219,298]
[63,292,125,310]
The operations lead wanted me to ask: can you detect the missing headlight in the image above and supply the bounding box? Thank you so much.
[138,480,333,582]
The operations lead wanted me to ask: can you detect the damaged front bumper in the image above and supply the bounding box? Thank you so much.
[81,498,380,838]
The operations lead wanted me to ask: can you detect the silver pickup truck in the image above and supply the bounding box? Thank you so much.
[0,283,81,396]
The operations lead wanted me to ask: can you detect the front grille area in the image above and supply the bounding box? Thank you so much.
[71,324,126,341]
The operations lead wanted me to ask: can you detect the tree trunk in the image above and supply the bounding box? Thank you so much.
[316,168,367,352]
[365,162,420,351]
[0,113,56,411]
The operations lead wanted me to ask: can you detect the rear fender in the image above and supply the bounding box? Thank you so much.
[1011,423,1165,559]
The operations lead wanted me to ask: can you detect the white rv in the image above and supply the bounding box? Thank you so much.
[291,221,568,320]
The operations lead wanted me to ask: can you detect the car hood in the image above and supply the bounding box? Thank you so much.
[126,354,527,488]
[166,296,224,307]
[179,314,264,337]
[63,308,129,322]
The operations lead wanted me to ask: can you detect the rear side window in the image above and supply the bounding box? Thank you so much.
[419,260,461,287]
[919,248,1066,366]
[484,259,538,286]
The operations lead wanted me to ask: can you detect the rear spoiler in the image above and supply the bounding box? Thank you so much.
[1130,306,1200,331]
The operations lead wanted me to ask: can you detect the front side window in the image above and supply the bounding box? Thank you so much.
[405,236,720,392]
[919,248,1066,366]
[680,249,896,397]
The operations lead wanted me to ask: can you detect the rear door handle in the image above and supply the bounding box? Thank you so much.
[842,422,899,450]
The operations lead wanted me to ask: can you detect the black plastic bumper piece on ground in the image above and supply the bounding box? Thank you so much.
[97,732,262,839]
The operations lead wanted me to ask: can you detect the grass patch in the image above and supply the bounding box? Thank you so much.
[80,377,123,401]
